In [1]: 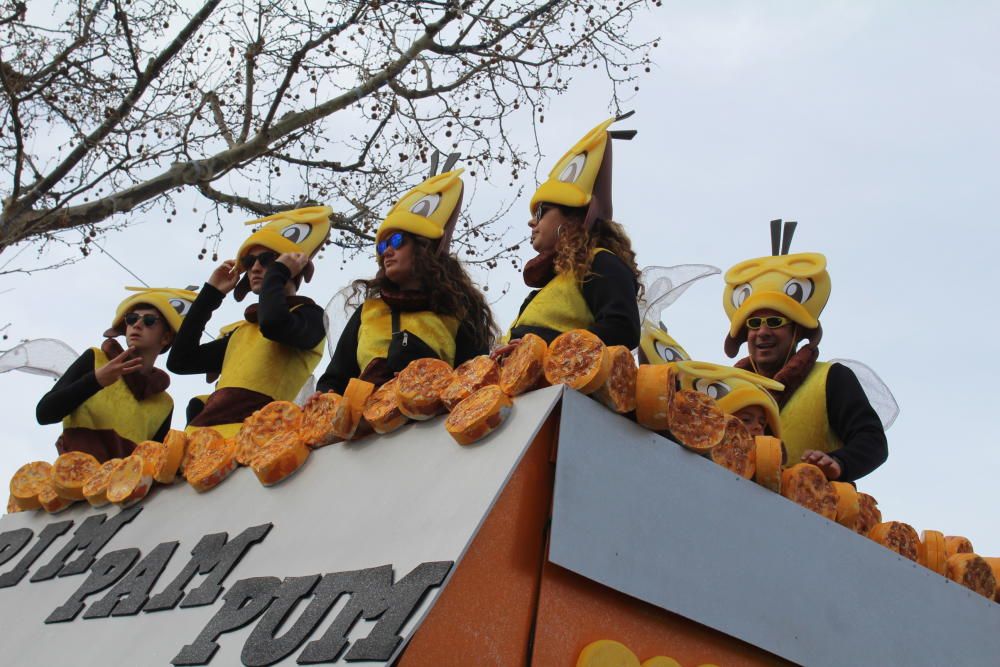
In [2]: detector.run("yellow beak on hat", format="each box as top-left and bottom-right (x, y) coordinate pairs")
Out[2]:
(673, 360), (785, 437)
(529, 117), (615, 214)
(376, 169), (465, 245)
(108, 286), (199, 336)
(235, 205), (333, 270)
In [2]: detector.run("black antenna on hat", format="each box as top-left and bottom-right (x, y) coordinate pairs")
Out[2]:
(441, 152), (461, 172)
(428, 150), (440, 177)
(609, 110), (638, 140)
(780, 220), (798, 255)
(770, 219), (782, 256)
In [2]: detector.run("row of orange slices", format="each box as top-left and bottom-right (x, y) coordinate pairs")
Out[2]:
(7, 329), (999, 603)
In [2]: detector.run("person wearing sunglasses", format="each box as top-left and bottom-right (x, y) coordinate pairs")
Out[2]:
(315, 163), (496, 395)
(167, 207), (330, 437)
(494, 116), (641, 354)
(36, 287), (197, 461)
(722, 222), (887, 483)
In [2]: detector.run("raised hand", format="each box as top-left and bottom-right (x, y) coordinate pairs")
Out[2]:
(276, 252), (309, 278)
(94, 347), (144, 387)
(208, 259), (240, 294)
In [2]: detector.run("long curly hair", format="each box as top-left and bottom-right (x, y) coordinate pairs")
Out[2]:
(553, 209), (642, 295)
(350, 235), (498, 351)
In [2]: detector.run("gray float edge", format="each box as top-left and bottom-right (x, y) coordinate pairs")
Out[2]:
(549, 389), (1000, 667)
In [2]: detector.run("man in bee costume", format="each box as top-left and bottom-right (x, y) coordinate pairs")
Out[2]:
(722, 220), (887, 482)
(36, 287), (197, 461)
(168, 206), (328, 436)
(501, 113), (641, 348)
(317, 156), (494, 393)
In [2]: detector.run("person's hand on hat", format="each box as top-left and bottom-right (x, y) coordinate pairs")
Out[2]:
(490, 338), (522, 360)
(801, 449), (842, 480)
(276, 252), (309, 278)
(208, 259), (240, 294)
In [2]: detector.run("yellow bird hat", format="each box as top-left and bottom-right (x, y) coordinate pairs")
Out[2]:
(376, 152), (465, 254)
(722, 220), (831, 358)
(638, 322), (690, 366)
(105, 286), (199, 351)
(234, 205), (332, 301)
(529, 112), (637, 229)
(673, 360), (785, 437)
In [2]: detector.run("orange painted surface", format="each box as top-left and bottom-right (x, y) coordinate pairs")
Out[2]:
(531, 560), (794, 667)
(398, 413), (558, 667)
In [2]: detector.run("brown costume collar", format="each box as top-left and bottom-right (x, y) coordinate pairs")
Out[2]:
(522, 249), (557, 288)
(100, 339), (170, 400)
(735, 343), (819, 408)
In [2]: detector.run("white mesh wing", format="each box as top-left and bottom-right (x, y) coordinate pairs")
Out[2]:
(639, 264), (721, 325)
(294, 375), (317, 407)
(829, 358), (900, 430)
(0, 338), (79, 379)
(323, 285), (356, 358)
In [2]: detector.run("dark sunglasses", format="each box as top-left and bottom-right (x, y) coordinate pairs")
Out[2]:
(240, 250), (280, 270)
(533, 203), (552, 223)
(746, 315), (791, 330)
(125, 313), (164, 327)
(376, 231), (407, 256)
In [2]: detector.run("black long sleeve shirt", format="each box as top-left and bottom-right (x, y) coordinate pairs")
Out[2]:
(36, 348), (172, 442)
(825, 362), (889, 483)
(167, 262), (325, 376)
(510, 251), (641, 347)
(316, 302), (486, 394)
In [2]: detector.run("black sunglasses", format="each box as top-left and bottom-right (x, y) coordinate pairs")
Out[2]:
(240, 250), (280, 270)
(125, 313), (164, 327)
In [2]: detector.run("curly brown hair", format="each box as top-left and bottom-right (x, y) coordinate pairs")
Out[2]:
(553, 209), (642, 295)
(350, 235), (498, 351)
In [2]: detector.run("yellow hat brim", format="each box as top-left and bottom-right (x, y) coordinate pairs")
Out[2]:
(727, 292), (819, 338)
(236, 229), (302, 269)
(717, 387), (782, 438)
(376, 212), (444, 244)
(110, 289), (197, 335)
(529, 180), (592, 214)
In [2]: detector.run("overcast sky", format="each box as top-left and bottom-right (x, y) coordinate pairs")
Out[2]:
(3, 2), (999, 554)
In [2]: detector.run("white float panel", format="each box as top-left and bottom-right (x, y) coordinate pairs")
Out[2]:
(0, 385), (563, 666)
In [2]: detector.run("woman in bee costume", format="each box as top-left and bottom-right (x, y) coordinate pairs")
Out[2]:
(722, 220), (887, 482)
(167, 206), (329, 436)
(36, 287), (197, 461)
(316, 155), (496, 393)
(499, 114), (641, 349)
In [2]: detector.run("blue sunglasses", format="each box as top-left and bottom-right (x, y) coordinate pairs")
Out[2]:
(376, 231), (407, 256)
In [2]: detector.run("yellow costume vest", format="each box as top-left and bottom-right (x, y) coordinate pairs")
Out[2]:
(63, 347), (173, 443)
(217, 318), (324, 399)
(779, 361), (843, 465)
(507, 249), (612, 340)
(357, 298), (460, 370)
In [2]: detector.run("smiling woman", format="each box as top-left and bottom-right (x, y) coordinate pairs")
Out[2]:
(314, 163), (497, 396)
(35, 287), (197, 462)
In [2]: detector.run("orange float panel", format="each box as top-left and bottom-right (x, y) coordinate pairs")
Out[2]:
(945, 535), (974, 558)
(186, 436), (238, 492)
(830, 481), (859, 530)
(855, 493), (881, 536)
(868, 521), (920, 562)
(920, 530), (947, 576)
(301, 392), (342, 448)
(398, 415), (557, 667)
(235, 401), (303, 466)
(159, 430), (187, 483)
